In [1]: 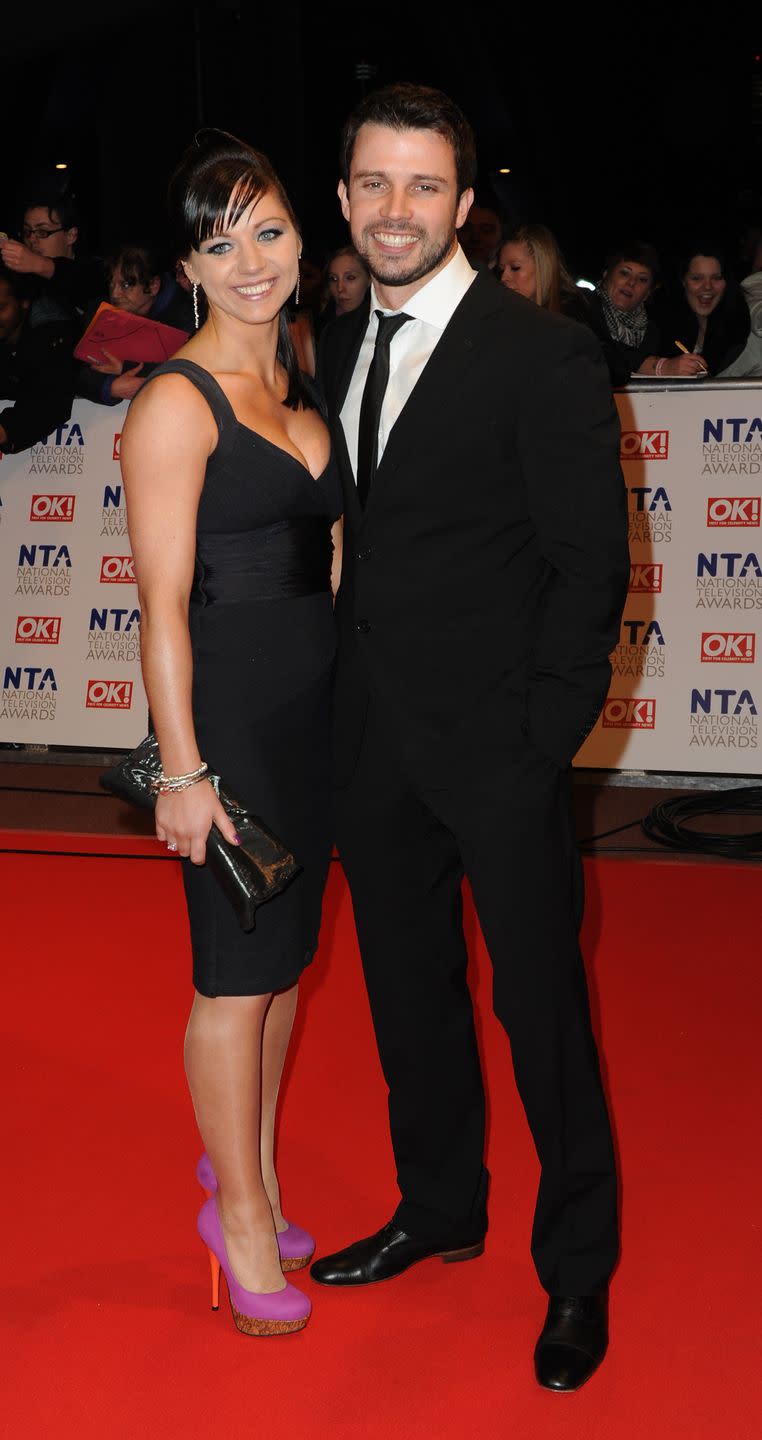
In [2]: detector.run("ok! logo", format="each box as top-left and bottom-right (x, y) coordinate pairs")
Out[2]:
(15, 616), (61, 644)
(100, 555), (135, 583)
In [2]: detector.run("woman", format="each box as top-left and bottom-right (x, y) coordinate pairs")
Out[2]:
(317, 245), (370, 334)
(496, 223), (590, 322)
(76, 241), (193, 407)
(661, 249), (750, 375)
(586, 243), (707, 385)
(120, 129), (342, 1337)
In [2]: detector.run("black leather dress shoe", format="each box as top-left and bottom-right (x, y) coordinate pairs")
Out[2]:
(310, 1220), (485, 1286)
(534, 1293), (608, 1392)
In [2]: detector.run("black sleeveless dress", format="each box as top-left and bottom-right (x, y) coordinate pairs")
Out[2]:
(142, 359), (341, 997)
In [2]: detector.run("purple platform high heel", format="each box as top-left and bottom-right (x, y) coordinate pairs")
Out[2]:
(197, 1195), (311, 1336)
(196, 1153), (316, 1272)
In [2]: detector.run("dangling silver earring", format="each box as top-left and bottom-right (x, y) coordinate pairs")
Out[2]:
(294, 270), (300, 307)
(192, 282), (200, 330)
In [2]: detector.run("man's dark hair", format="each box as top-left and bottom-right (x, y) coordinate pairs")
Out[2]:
(339, 82), (477, 197)
(21, 187), (80, 232)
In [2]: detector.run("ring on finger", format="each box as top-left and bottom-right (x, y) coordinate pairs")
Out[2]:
(167, 841), (177, 851)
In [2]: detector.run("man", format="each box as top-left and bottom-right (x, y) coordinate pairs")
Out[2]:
(0, 264), (74, 455)
(311, 83), (629, 1393)
(459, 199), (502, 268)
(75, 241), (192, 405)
(0, 189), (105, 321)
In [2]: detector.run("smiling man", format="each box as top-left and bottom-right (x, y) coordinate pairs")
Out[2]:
(312, 82), (630, 1393)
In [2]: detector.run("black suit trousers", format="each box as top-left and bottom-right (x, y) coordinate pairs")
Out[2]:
(334, 702), (619, 1296)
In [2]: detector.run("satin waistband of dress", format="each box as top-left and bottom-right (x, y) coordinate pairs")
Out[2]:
(191, 517), (333, 605)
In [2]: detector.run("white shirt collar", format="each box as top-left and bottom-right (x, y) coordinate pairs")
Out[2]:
(369, 245), (476, 331)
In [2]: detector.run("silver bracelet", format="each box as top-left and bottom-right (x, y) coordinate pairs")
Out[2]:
(152, 761), (209, 795)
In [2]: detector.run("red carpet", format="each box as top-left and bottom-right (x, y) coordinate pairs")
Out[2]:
(1, 844), (759, 1438)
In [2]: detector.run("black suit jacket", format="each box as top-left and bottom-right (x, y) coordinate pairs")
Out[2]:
(319, 270), (629, 786)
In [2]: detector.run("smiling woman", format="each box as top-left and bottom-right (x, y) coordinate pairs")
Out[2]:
(116, 127), (343, 1339)
(657, 248), (751, 375)
(586, 241), (710, 385)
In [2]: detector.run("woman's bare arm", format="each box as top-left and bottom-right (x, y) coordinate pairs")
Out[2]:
(121, 375), (239, 861)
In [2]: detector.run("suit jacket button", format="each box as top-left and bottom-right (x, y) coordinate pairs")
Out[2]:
(356, 619), (371, 634)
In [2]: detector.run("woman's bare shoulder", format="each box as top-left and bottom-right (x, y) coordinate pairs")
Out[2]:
(122, 370), (216, 454)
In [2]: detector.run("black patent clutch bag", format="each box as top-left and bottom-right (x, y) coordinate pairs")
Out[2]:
(100, 733), (301, 931)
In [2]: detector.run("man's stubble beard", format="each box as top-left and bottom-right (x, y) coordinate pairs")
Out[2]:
(354, 223), (457, 289)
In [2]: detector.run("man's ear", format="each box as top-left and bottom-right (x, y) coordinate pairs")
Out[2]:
(456, 188), (474, 230)
(338, 179), (350, 224)
(65, 226), (78, 250)
(149, 275), (161, 298)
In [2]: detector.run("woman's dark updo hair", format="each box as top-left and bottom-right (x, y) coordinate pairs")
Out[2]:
(168, 128), (311, 411)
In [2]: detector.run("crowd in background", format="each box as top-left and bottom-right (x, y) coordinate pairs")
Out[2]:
(2, 178), (762, 457)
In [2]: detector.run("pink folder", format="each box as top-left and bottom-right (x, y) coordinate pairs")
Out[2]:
(74, 302), (189, 366)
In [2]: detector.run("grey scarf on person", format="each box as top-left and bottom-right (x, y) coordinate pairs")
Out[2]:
(596, 284), (648, 348)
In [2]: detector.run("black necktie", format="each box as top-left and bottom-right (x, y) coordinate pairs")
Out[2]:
(356, 310), (411, 506)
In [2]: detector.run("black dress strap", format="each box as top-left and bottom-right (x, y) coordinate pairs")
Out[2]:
(139, 358), (239, 460)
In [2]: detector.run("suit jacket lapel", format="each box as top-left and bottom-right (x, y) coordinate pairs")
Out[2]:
(320, 298), (369, 529)
(332, 295), (370, 415)
(364, 271), (503, 513)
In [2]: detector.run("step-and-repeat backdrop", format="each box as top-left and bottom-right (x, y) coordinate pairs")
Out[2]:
(2, 385), (762, 771)
(577, 382), (762, 774)
(0, 399), (147, 747)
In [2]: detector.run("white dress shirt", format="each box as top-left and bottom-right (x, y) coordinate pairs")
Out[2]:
(340, 245), (477, 482)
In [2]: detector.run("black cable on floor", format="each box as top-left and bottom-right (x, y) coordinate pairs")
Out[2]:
(641, 787), (762, 858)
(577, 819), (643, 847)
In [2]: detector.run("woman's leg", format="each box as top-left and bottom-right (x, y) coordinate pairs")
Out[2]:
(260, 982), (299, 1231)
(184, 990), (284, 1293)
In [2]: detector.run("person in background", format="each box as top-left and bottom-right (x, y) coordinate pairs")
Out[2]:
(719, 236), (762, 377)
(0, 188), (105, 322)
(324, 245), (370, 319)
(316, 245), (370, 340)
(75, 241), (192, 405)
(496, 224), (590, 322)
(459, 201), (502, 269)
(586, 243), (706, 385)
(659, 249), (750, 375)
(0, 263), (74, 454)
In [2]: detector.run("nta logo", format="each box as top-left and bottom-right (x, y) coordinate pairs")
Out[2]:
(691, 688), (757, 715)
(602, 698), (656, 729)
(629, 563), (662, 593)
(620, 431), (669, 460)
(696, 552), (762, 578)
(15, 616), (61, 644)
(29, 494), (75, 522)
(18, 543), (71, 568)
(100, 555), (135, 583)
(706, 497), (760, 528)
(3, 665), (57, 691)
(86, 679), (133, 709)
(703, 418), (762, 444)
(700, 632), (756, 663)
